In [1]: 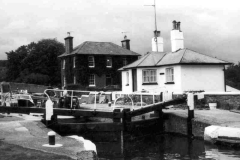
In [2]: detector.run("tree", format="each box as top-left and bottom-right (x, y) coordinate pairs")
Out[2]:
(225, 63), (240, 90)
(6, 39), (65, 86)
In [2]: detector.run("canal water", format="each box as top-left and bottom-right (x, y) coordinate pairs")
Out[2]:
(93, 133), (240, 160)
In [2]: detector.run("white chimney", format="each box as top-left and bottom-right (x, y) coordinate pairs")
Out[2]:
(152, 30), (163, 52)
(171, 21), (184, 52)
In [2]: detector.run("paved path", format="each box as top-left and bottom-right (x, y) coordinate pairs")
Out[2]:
(164, 109), (240, 127)
(0, 113), (86, 159)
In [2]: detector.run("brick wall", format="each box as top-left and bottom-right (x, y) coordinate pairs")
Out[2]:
(173, 93), (240, 110)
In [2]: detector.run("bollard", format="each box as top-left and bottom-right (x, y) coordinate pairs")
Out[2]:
(48, 131), (56, 145)
(108, 102), (111, 107)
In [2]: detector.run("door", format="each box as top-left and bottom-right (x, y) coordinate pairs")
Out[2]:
(132, 69), (137, 92)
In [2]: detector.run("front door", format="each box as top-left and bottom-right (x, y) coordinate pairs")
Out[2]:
(132, 69), (137, 92)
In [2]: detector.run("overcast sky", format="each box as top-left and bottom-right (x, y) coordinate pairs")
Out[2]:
(0, 0), (240, 63)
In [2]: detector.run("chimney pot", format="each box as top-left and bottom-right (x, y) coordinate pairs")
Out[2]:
(154, 30), (160, 37)
(172, 20), (177, 30)
(177, 22), (181, 31)
(121, 36), (130, 50)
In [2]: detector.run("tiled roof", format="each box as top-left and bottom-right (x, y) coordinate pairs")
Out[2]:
(119, 48), (231, 70)
(58, 41), (140, 57)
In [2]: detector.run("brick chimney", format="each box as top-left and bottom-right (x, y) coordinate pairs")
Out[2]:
(152, 30), (163, 52)
(121, 35), (130, 50)
(64, 32), (73, 54)
(171, 20), (184, 52)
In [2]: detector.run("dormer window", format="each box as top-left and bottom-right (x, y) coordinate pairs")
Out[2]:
(88, 56), (95, 68)
(106, 57), (112, 68)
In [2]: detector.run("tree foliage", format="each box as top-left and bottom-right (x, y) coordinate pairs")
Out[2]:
(6, 39), (65, 86)
(225, 63), (240, 90)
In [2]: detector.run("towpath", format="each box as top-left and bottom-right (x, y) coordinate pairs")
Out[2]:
(164, 108), (240, 128)
(0, 113), (87, 159)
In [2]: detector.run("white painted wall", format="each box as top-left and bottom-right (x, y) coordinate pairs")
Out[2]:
(181, 65), (225, 92)
(122, 70), (133, 93)
(135, 65), (182, 93)
(171, 30), (184, 52)
(121, 65), (225, 93)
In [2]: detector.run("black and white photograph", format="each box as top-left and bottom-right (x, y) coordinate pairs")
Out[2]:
(1, 0), (240, 159)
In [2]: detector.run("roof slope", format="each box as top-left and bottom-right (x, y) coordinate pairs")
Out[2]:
(120, 48), (231, 70)
(59, 41), (140, 57)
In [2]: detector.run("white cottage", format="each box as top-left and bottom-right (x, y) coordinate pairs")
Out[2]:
(119, 21), (231, 93)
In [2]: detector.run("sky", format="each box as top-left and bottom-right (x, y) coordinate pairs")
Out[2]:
(0, 0), (240, 63)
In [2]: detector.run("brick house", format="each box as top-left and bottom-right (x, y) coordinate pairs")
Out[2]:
(58, 35), (140, 90)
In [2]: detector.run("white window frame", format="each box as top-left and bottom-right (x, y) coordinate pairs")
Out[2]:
(106, 57), (112, 68)
(73, 75), (76, 84)
(142, 69), (157, 83)
(88, 56), (95, 68)
(73, 56), (76, 68)
(126, 71), (129, 85)
(166, 68), (174, 83)
(62, 59), (65, 69)
(123, 58), (127, 66)
(89, 74), (95, 86)
(63, 76), (66, 86)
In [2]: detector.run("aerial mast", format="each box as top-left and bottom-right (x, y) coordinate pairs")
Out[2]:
(145, 0), (158, 52)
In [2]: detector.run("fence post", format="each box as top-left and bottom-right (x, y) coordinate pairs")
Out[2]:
(94, 92), (97, 110)
(156, 107), (164, 132)
(113, 109), (121, 123)
(140, 94), (143, 107)
(122, 108), (131, 131)
(187, 93), (194, 137)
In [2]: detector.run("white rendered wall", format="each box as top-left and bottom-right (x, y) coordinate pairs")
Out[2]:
(121, 70), (133, 93)
(152, 37), (163, 52)
(135, 65), (182, 93)
(181, 65), (225, 92)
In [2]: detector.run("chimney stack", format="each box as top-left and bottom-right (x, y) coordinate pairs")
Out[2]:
(152, 30), (164, 52)
(64, 32), (73, 54)
(171, 20), (184, 52)
(121, 35), (130, 50)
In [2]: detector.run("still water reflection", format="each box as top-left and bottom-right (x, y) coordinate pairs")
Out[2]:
(95, 134), (240, 160)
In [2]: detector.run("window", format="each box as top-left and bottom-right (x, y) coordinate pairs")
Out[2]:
(166, 68), (174, 82)
(62, 59), (65, 69)
(63, 76), (66, 86)
(73, 75), (76, 84)
(142, 70), (157, 83)
(126, 71), (129, 85)
(106, 57), (112, 68)
(106, 74), (112, 86)
(123, 58), (127, 66)
(73, 57), (76, 68)
(89, 74), (95, 86)
(88, 56), (95, 67)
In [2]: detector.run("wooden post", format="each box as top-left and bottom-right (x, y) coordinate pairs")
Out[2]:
(156, 108), (164, 132)
(122, 108), (131, 131)
(113, 109), (121, 123)
(187, 93), (194, 137)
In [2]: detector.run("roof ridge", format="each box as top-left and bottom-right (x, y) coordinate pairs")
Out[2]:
(76, 41), (88, 53)
(185, 48), (231, 63)
(155, 53), (167, 65)
(179, 48), (187, 63)
(137, 53), (152, 67)
(108, 42), (141, 55)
